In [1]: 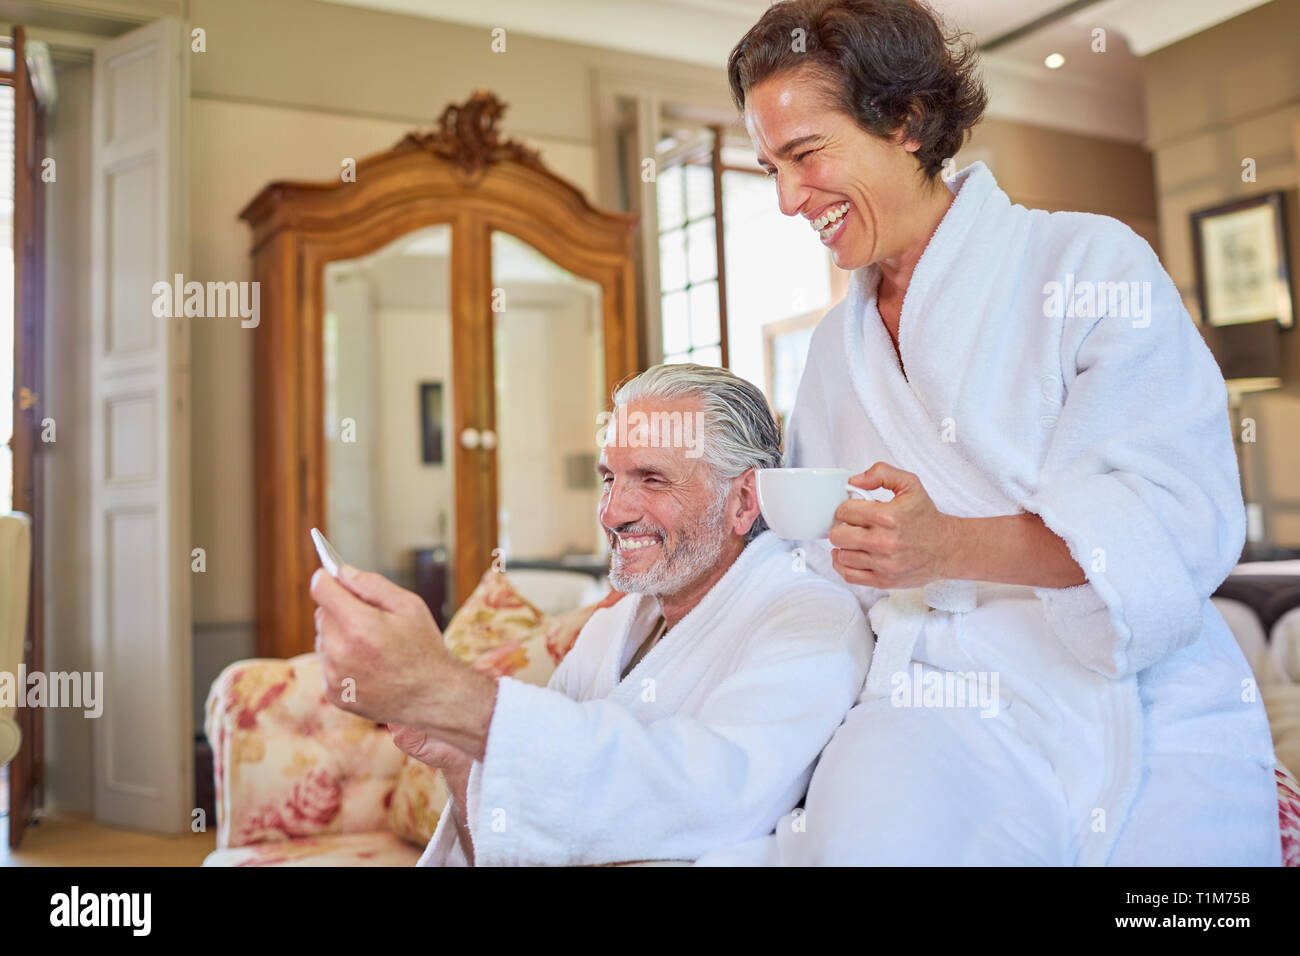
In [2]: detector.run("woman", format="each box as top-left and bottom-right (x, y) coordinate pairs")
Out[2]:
(706, 0), (1280, 865)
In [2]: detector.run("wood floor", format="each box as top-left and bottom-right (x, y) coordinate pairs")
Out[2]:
(1, 811), (216, 867)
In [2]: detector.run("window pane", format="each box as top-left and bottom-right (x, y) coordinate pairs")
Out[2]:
(772, 327), (815, 414)
(492, 231), (607, 572)
(662, 290), (690, 354)
(684, 164), (714, 220)
(691, 345), (722, 368)
(658, 231), (687, 293)
(657, 164), (684, 231)
(686, 217), (717, 285)
(720, 143), (762, 171)
(721, 169), (832, 395)
(663, 351), (691, 365)
(689, 281), (720, 347)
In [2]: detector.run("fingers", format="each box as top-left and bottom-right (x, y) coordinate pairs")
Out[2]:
(313, 597), (367, 711)
(832, 546), (879, 573)
(834, 545), (920, 589)
(832, 515), (894, 554)
(388, 723), (422, 753)
(310, 567), (371, 632)
(335, 565), (408, 613)
(832, 548), (880, 588)
(314, 602), (347, 667)
(834, 497), (894, 529)
(851, 461), (913, 496)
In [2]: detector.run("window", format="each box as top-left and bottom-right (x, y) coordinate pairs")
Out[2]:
(652, 123), (838, 421)
(656, 153), (723, 368)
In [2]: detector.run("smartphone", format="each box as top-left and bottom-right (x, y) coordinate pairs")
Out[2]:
(310, 527), (344, 577)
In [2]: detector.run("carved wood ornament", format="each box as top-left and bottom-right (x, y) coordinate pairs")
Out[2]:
(399, 89), (545, 178)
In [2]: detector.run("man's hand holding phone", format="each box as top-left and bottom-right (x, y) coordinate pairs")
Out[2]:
(308, 529), (499, 761)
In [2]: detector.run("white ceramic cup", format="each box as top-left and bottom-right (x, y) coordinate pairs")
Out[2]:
(755, 467), (880, 540)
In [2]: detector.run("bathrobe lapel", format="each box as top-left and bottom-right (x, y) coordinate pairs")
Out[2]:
(842, 163), (1015, 522)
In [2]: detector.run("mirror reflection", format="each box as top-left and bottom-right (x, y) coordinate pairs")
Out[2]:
(323, 224), (455, 623)
(491, 230), (610, 585)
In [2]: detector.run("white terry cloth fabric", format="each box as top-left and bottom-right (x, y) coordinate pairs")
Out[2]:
(704, 161), (1280, 866)
(416, 530), (873, 866)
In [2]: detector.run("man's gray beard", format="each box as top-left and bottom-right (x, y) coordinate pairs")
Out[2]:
(607, 484), (730, 597)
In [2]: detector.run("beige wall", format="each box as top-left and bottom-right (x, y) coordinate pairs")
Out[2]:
(1143, 0), (1300, 548)
(960, 117), (1159, 248)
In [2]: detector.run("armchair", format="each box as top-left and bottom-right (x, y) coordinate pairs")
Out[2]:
(0, 512), (32, 766)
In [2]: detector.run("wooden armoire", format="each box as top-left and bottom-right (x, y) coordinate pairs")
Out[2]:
(239, 91), (640, 659)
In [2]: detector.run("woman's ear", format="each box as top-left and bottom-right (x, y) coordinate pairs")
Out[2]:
(894, 101), (924, 153)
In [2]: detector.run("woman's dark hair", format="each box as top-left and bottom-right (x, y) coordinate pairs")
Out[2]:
(727, 0), (986, 180)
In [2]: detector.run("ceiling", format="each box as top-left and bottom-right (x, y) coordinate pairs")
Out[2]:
(315, 0), (1276, 143)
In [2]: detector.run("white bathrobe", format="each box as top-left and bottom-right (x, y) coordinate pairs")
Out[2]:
(700, 161), (1280, 866)
(417, 530), (873, 866)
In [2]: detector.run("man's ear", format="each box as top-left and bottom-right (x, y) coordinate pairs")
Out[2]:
(733, 468), (763, 536)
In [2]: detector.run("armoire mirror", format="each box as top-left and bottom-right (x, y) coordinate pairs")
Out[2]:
(240, 91), (639, 658)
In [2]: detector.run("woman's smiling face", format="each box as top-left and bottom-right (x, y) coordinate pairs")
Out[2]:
(744, 65), (932, 272)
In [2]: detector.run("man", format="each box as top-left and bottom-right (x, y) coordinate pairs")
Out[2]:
(310, 363), (873, 866)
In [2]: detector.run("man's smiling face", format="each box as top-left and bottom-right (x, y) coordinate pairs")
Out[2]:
(744, 64), (929, 271)
(597, 396), (733, 596)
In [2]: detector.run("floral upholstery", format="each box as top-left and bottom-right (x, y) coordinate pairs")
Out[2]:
(544, 601), (603, 666)
(204, 831), (422, 867)
(442, 569), (548, 661)
(388, 752), (450, 848)
(1279, 764), (1300, 868)
(203, 653), (403, 856)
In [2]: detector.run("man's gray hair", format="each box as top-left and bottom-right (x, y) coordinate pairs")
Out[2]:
(612, 363), (782, 541)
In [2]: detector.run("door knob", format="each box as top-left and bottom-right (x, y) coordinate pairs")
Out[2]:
(460, 428), (480, 449)
(480, 430), (497, 450)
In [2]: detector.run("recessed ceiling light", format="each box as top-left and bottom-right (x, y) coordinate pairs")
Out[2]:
(1044, 53), (1066, 69)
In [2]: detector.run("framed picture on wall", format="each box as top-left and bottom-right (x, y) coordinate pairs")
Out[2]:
(1190, 191), (1293, 328)
(420, 382), (444, 465)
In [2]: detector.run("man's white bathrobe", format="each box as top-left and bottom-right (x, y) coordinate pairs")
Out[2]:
(417, 530), (872, 866)
(701, 161), (1280, 866)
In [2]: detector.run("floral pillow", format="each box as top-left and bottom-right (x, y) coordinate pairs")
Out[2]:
(544, 601), (604, 666)
(388, 749), (451, 847)
(441, 568), (548, 661)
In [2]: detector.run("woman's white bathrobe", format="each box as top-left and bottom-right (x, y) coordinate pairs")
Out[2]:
(417, 530), (872, 866)
(703, 162), (1280, 866)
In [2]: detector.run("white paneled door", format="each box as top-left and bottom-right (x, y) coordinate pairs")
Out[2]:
(89, 16), (191, 833)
